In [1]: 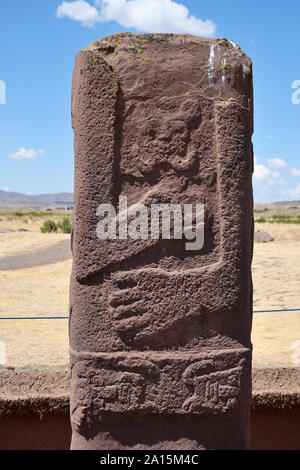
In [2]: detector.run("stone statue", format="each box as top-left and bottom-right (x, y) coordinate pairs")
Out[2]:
(70, 33), (253, 450)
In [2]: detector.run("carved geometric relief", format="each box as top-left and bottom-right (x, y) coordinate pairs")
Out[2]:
(70, 348), (251, 429)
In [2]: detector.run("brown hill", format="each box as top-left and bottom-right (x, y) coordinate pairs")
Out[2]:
(0, 190), (73, 208)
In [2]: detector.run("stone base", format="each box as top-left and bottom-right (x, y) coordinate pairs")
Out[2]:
(70, 348), (251, 449)
(70, 411), (250, 450)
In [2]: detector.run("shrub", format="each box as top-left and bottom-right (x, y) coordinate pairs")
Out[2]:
(255, 217), (267, 223)
(40, 220), (57, 233)
(57, 218), (72, 234)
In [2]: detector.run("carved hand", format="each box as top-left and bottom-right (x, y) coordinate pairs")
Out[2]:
(109, 268), (203, 342)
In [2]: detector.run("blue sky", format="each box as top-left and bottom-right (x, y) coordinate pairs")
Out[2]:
(0, 0), (299, 202)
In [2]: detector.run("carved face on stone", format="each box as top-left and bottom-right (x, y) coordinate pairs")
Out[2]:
(120, 96), (203, 176)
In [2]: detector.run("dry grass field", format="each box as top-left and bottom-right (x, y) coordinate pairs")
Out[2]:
(0, 213), (300, 369)
(252, 222), (300, 367)
(0, 231), (70, 257)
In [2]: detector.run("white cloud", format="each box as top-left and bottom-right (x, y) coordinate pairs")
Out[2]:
(290, 183), (300, 199)
(253, 163), (271, 182)
(254, 156), (297, 202)
(9, 148), (44, 160)
(271, 170), (280, 180)
(267, 158), (288, 170)
(56, 1), (100, 27)
(56, 0), (217, 36)
(266, 134), (272, 140)
(291, 167), (300, 177)
(2, 186), (10, 192)
(253, 157), (284, 185)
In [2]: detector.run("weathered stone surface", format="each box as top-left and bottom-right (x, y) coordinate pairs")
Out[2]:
(70, 33), (254, 450)
(254, 230), (274, 243)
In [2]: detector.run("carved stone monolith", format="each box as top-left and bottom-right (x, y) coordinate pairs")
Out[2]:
(70, 33), (254, 450)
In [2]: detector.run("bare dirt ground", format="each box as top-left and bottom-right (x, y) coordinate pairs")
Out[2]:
(0, 219), (299, 369)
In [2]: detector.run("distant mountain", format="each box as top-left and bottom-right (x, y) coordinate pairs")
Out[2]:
(255, 200), (300, 209)
(0, 190), (74, 208)
(270, 200), (300, 206)
(1, 190), (298, 210)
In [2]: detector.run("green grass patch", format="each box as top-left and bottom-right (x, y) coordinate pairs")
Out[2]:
(0, 211), (72, 218)
(56, 218), (72, 234)
(255, 214), (300, 224)
(255, 217), (267, 223)
(40, 218), (72, 234)
(40, 220), (58, 233)
(270, 214), (300, 224)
